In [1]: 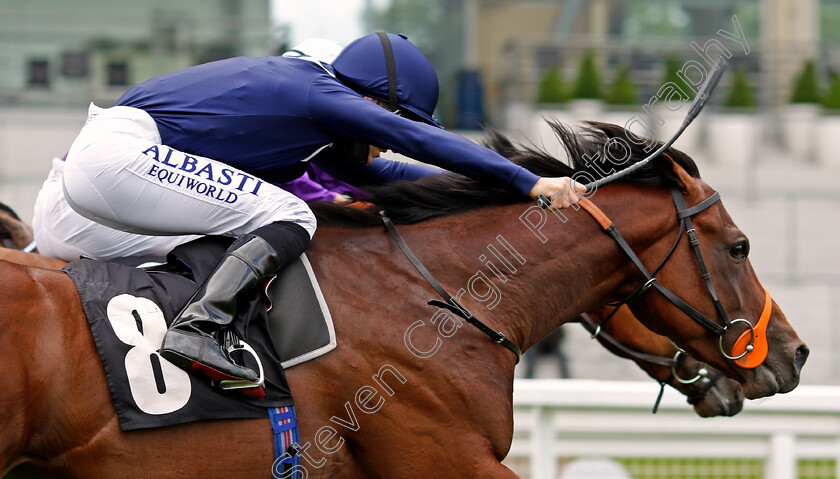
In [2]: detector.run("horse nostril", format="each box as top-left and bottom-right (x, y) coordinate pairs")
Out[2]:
(793, 344), (809, 374)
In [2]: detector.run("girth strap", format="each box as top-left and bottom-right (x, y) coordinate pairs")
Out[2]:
(380, 212), (522, 363)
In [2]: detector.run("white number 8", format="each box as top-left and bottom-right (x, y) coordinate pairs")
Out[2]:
(106, 294), (192, 415)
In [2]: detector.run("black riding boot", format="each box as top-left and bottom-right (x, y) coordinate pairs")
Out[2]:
(160, 222), (310, 388)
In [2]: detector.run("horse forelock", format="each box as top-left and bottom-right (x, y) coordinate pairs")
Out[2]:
(311, 120), (701, 227)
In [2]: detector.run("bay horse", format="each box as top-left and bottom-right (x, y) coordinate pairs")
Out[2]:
(1, 123), (806, 478)
(0, 199), (741, 420)
(0, 245), (743, 420)
(518, 303), (742, 417)
(579, 305), (744, 417)
(0, 198), (740, 421)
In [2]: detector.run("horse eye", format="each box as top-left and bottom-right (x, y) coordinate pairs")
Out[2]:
(729, 241), (749, 259)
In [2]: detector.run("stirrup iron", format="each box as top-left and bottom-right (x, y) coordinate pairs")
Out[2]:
(215, 341), (265, 391)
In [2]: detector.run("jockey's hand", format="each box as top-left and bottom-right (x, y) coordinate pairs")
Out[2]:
(528, 177), (587, 209)
(332, 193), (352, 205)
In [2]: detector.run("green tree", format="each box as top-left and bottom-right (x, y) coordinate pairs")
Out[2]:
(791, 59), (820, 103)
(724, 68), (756, 108)
(605, 66), (639, 105)
(822, 74), (840, 110)
(536, 67), (567, 104)
(661, 54), (695, 101)
(571, 51), (602, 100)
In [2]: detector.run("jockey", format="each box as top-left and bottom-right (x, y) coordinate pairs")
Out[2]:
(36, 32), (585, 390)
(280, 38), (437, 205)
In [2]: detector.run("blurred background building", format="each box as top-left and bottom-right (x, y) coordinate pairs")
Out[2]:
(0, 0), (275, 226)
(1, 1), (839, 477)
(0, 0), (273, 107)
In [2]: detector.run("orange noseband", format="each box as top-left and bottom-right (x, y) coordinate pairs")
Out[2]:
(732, 287), (772, 369)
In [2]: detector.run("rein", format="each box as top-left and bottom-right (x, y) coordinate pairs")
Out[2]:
(378, 168), (773, 370)
(550, 187), (773, 369)
(380, 212), (523, 363)
(579, 311), (714, 413)
(577, 312), (674, 368)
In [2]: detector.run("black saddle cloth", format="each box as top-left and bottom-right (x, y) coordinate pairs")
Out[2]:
(63, 235), (292, 431)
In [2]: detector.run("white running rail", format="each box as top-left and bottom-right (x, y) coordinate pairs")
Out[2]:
(509, 379), (840, 479)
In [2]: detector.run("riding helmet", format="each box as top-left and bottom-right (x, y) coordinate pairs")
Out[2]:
(332, 32), (441, 128)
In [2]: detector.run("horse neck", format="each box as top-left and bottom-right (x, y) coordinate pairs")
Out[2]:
(527, 184), (681, 349)
(399, 184), (678, 353)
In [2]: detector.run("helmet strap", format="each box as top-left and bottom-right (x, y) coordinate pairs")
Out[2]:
(376, 32), (400, 113)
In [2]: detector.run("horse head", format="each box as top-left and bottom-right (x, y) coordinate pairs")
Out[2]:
(496, 120), (807, 400)
(620, 148), (807, 399)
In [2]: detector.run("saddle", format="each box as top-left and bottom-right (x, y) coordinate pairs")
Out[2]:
(63, 235), (336, 431)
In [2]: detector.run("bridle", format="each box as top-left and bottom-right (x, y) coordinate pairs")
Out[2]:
(578, 311), (720, 412)
(381, 166), (773, 371)
(541, 174), (774, 371)
(578, 311), (676, 370)
(550, 58), (773, 366)
(578, 311), (701, 381)
(378, 54), (770, 371)
(546, 59), (773, 372)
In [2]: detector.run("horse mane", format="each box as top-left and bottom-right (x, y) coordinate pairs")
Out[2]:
(0, 202), (21, 221)
(311, 121), (700, 227)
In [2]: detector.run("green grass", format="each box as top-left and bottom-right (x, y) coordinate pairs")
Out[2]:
(617, 458), (763, 479)
(800, 459), (837, 479)
(553, 457), (838, 479)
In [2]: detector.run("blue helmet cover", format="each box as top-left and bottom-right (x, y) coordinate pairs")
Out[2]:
(332, 32), (441, 127)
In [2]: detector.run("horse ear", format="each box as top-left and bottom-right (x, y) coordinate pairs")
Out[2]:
(663, 154), (702, 196)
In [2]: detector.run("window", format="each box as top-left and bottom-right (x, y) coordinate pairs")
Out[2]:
(61, 51), (89, 78)
(28, 59), (49, 87)
(107, 61), (129, 86)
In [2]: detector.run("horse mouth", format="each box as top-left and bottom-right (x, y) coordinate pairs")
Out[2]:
(738, 341), (807, 399)
(715, 386), (743, 417)
(741, 360), (800, 399)
(693, 379), (744, 417)
(741, 366), (780, 399)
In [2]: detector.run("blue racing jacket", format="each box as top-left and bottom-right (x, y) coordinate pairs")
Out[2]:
(115, 56), (539, 196)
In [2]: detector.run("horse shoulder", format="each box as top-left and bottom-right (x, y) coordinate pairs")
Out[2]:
(0, 260), (74, 307)
(296, 225), (521, 475)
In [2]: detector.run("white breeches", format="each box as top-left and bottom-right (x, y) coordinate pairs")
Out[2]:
(33, 104), (316, 261)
